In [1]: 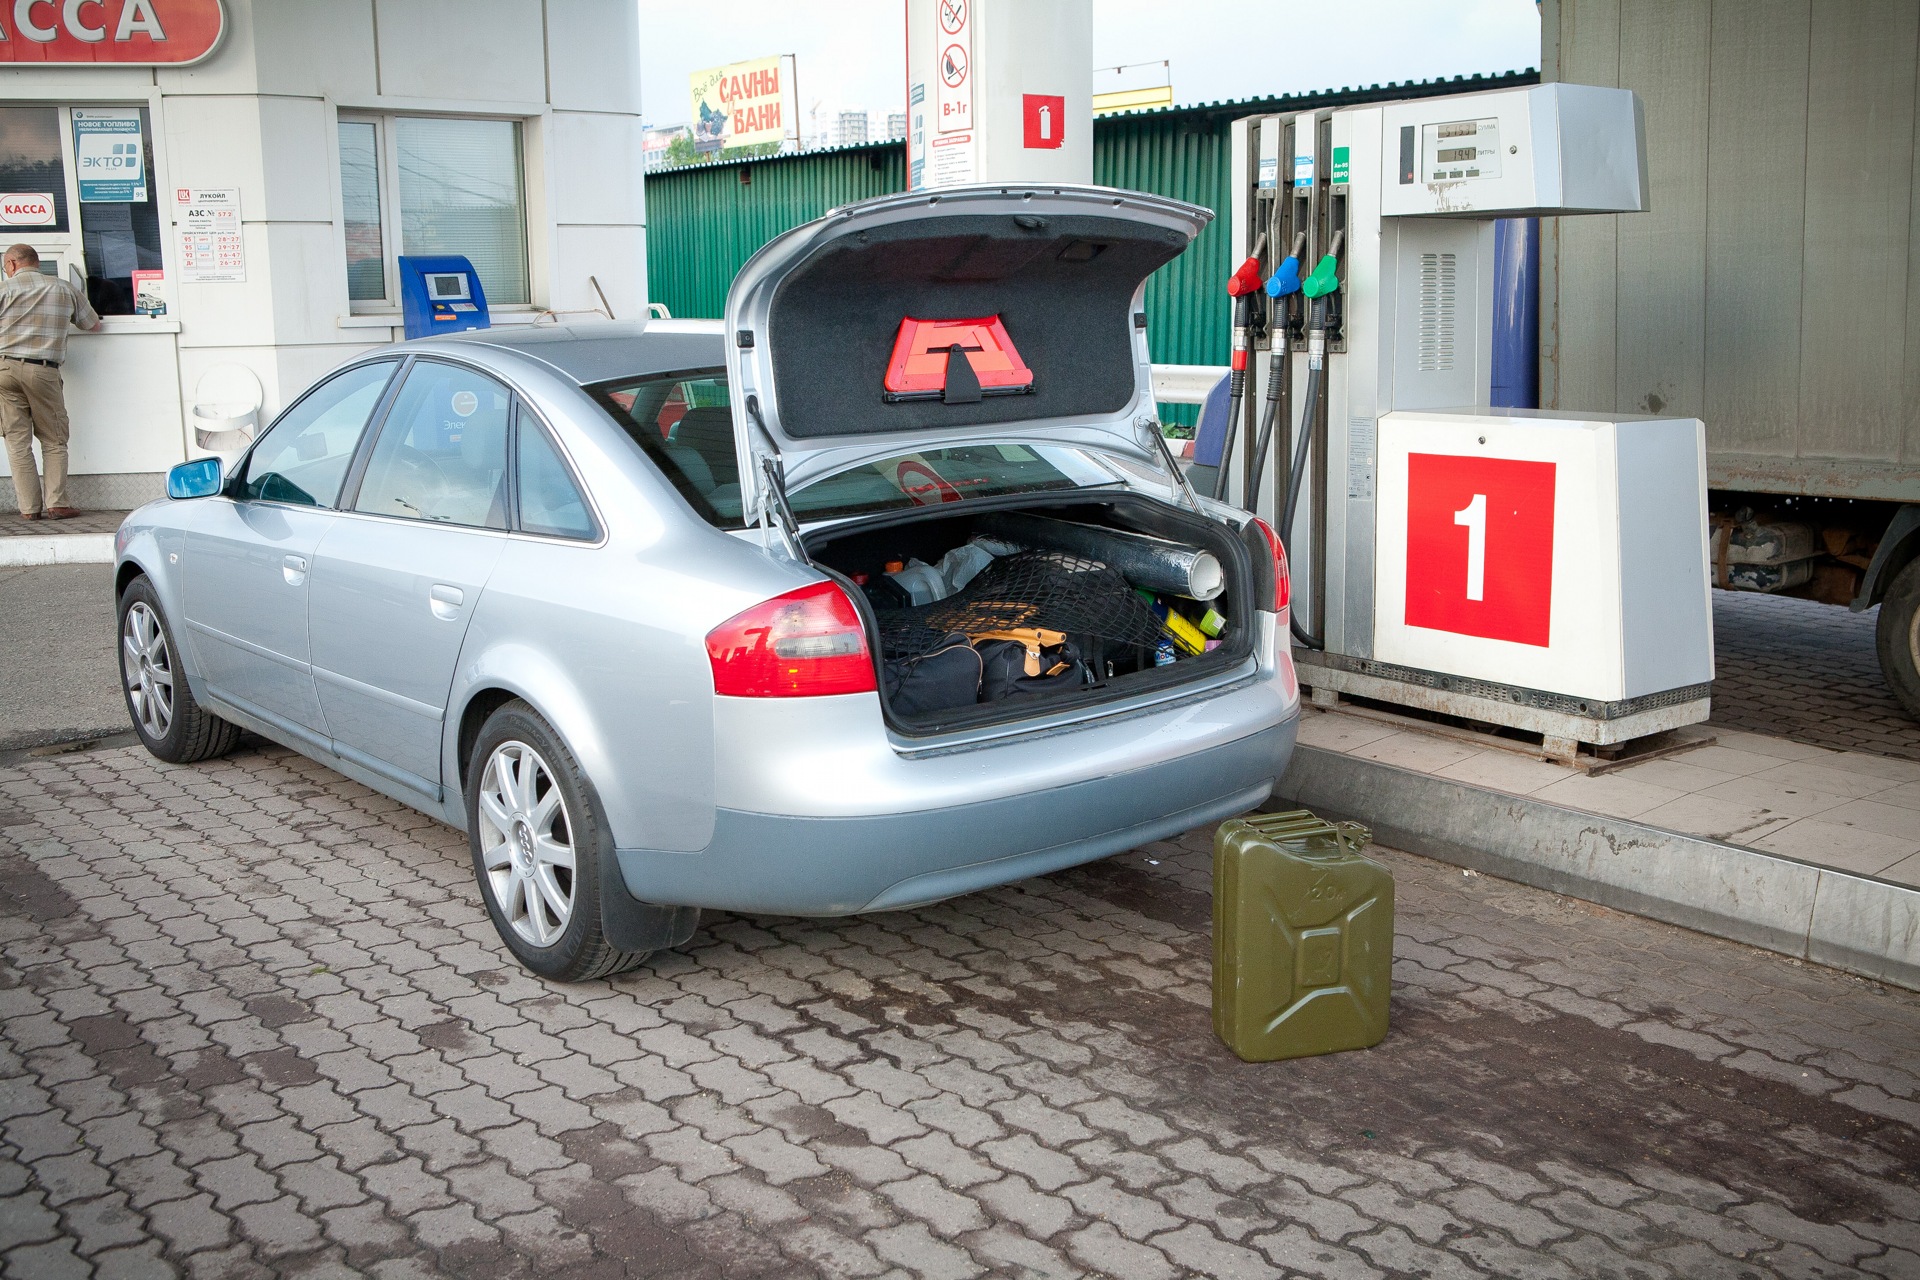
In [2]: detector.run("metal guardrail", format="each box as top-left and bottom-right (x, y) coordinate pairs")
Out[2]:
(1151, 363), (1227, 407)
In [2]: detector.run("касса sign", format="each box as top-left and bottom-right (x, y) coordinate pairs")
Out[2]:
(0, 194), (58, 226)
(0, 0), (225, 66)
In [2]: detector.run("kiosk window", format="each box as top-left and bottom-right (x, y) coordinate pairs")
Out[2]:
(0, 103), (162, 315)
(0, 106), (70, 233)
(338, 114), (532, 311)
(354, 362), (512, 529)
(240, 361), (400, 508)
(339, 121), (385, 303)
(398, 118), (529, 306)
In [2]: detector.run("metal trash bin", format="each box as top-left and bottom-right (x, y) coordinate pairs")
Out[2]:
(1212, 810), (1394, 1062)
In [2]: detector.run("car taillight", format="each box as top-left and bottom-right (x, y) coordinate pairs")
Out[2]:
(706, 581), (878, 697)
(1250, 517), (1291, 613)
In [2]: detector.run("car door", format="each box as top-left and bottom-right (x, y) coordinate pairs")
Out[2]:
(307, 359), (512, 796)
(182, 359), (402, 740)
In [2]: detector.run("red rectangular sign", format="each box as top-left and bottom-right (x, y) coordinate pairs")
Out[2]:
(0, 1), (225, 66)
(1023, 94), (1065, 150)
(1404, 453), (1557, 647)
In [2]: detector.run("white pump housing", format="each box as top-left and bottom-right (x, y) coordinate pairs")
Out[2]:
(1230, 83), (1711, 748)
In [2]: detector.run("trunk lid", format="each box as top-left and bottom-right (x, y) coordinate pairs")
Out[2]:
(722, 185), (1212, 525)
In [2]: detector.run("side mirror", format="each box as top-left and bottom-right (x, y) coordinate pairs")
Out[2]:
(167, 457), (223, 500)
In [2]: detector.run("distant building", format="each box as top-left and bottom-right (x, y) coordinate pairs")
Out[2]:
(885, 112), (908, 140)
(643, 125), (689, 169)
(834, 111), (870, 147)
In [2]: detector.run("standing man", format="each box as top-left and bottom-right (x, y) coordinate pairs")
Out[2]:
(0, 244), (100, 521)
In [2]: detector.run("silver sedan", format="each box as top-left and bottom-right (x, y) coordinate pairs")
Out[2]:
(114, 186), (1300, 980)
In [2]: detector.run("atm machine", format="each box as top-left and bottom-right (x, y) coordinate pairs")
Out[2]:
(398, 254), (491, 340)
(1225, 85), (1713, 761)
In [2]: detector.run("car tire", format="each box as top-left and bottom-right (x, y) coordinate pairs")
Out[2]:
(118, 575), (241, 764)
(1876, 557), (1920, 721)
(465, 699), (649, 981)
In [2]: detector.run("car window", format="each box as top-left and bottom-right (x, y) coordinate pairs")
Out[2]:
(789, 444), (1111, 520)
(588, 372), (741, 527)
(353, 362), (510, 529)
(239, 361), (398, 508)
(516, 418), (595, 539)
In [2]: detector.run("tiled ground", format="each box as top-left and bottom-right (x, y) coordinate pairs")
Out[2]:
(1711, 589), (1920, 763)
(1299, 709), (1920, 886)
(0, 511), (128, 539)
(3, 740), (1918, 1279)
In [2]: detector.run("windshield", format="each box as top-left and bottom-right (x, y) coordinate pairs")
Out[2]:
(589, 370), (1132, 527)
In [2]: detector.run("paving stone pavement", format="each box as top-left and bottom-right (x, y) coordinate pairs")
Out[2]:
(2, 741), (1917, 1280)
(1710, 590), (1920, 763)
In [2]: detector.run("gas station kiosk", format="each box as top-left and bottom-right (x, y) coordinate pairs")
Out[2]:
(1219, 84), (1712, 760)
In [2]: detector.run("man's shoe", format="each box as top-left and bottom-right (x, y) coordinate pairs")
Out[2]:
(18, 511), (40, 521)
(43, 507), (81, 520)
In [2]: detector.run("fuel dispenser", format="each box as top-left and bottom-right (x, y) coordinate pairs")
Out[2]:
(1226, 84), (1713, 758)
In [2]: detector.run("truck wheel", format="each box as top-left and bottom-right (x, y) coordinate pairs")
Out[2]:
(465, 699), (649, 981)
(1876, 558), (1920, 721)
(118, 576), (241, 764)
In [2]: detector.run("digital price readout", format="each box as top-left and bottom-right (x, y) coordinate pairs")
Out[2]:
(1421, 117), (1503, 182)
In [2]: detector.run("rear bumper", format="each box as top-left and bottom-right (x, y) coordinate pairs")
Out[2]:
(614, 713), (1296, 915)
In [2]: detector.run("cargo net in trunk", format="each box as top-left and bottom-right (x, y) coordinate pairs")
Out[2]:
(874, 550), (1165, 658)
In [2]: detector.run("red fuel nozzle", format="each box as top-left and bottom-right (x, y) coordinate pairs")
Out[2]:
(1227, 256), (1264, 297)
(1226, 232), (1268, 297)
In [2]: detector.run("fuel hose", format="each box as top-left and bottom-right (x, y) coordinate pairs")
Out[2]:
(1212, 233), (1268, 501)
(1281, 233), (1343, 650)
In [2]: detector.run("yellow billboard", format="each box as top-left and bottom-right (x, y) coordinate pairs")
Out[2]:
(690, 55), (796, 153)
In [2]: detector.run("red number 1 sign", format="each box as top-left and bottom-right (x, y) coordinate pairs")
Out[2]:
(1404, 454), (1557, 647)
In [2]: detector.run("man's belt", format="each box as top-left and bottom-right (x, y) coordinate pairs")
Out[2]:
(2, 356), (58, 368)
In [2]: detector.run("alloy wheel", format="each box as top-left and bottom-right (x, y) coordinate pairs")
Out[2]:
(122, 602), (175, 740)
(477, 740), (577, 946)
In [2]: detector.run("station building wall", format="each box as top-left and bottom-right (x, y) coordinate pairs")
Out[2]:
(1, 0), (645, 507)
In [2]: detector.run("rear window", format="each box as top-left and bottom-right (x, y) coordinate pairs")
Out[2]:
(589, 371), (742, 525)
(589, 370), (1123, 527)
(788, 444), (1107, 521)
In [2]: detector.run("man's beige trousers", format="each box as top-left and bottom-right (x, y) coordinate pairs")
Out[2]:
(0, 358), (71, 515)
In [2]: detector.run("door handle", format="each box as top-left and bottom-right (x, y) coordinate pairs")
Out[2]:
(282, 555), (307, 586)
(430, 584), (464, 621)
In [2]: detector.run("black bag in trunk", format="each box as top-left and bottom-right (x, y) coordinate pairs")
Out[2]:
(978, 633), (1090, 701)
(882, 632), (982, 715)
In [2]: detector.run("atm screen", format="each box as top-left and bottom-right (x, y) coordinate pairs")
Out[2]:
(426, 273), (470, 301)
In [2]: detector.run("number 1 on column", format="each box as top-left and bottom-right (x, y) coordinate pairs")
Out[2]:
(1454, 493), (1486, 602)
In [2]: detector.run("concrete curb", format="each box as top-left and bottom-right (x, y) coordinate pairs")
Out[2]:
(1275, 744), (1920, 992)
(0, 534), (115, 567)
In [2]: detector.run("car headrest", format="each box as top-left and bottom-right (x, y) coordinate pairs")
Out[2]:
(670, 405), (733, 448)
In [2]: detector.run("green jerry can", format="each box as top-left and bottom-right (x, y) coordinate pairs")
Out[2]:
(1212, 810), (1394, 1062)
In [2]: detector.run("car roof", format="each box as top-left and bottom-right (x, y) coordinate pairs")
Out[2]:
(422, 319), (726, 386)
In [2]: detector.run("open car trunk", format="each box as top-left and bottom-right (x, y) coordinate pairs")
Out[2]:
(804, 492), (1256, 734)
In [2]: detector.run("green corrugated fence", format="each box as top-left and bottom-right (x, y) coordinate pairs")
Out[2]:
(644, 70), (1537, 402)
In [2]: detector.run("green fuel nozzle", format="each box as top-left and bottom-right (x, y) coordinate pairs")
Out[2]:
(1301, 230), (1346, 299)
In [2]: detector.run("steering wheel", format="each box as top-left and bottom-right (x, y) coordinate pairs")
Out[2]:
(385, 445), (449, 515)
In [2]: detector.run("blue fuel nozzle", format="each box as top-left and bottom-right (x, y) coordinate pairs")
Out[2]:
(1264, 255), (1302, 298)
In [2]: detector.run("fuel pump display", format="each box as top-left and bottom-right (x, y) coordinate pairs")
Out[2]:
(1226, 84), (1707, 758)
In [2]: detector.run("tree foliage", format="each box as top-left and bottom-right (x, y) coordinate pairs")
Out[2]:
(655, 135), (783, 170)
